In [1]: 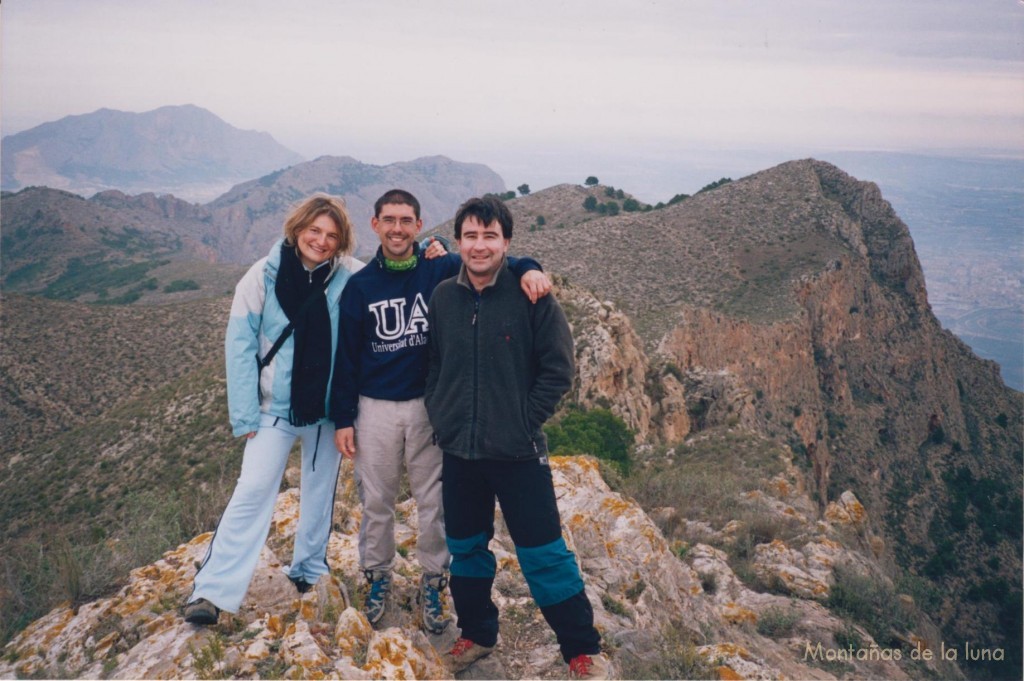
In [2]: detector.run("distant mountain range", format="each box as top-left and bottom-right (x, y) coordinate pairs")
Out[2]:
(0, 154), (504, 300)
(205, 154), (504, 263)
(2, 105), (1020, 389)
(1, 105), (305, 201)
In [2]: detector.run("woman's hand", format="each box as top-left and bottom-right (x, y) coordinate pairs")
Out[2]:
(335, 427), (356, 459)
(243, 432), (257, 439)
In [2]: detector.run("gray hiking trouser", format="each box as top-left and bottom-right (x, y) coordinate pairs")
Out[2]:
(354, 395), (449, 575)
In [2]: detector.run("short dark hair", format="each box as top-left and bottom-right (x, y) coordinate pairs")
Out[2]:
(454, 195), (513, 239)
(374, 189), (420, 219)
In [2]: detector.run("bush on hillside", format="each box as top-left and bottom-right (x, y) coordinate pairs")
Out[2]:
(164, 279), (201, 293)
(544, 406), (634, 474)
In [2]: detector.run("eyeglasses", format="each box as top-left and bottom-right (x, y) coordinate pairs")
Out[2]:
(378, 216), (417, 228)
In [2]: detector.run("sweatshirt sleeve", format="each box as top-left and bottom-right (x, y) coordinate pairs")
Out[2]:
(507, 255), (542, 275)
(438, 252), (463, 278)
(526, 295), (575, 432)
(330, 281), (364, 428)
(225, 260), (266, 437)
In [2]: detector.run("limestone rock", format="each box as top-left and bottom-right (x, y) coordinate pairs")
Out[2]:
(0, 455), (958, 681)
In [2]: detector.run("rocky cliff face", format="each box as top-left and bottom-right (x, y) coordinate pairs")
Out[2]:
(654, 163), (1022, 672)
(1, 457), (956, 680)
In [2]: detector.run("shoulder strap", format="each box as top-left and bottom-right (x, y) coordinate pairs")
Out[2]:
(257, 286), (326, 370)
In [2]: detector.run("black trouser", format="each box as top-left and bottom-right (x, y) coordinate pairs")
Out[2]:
(442, 452), (601, 662)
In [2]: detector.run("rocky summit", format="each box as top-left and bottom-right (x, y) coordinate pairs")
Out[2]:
(0, 456), (957, 680)
(2, 158), (1019, 679)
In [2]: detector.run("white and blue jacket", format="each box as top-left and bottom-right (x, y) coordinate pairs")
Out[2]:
(225, 239), (364, 437)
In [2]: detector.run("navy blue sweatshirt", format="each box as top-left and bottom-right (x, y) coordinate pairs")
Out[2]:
(329, 243), (541, 428)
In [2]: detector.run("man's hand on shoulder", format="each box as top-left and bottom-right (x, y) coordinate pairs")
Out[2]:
(520, 270), (552, 304)
(422, 236), (448, 260)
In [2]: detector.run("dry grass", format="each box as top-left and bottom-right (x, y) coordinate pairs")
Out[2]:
(624, 429), (789, 528)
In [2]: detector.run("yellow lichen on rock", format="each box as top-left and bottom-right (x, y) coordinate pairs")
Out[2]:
(334, 607), (373, 658)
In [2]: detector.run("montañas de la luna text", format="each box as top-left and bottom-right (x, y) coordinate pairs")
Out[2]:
(805, 641), (1005, 663)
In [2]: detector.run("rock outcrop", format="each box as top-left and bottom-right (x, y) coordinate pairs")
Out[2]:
(2, 456), (958, 680)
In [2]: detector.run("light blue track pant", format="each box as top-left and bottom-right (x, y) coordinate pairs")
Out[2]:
(189, 413), (341, 613)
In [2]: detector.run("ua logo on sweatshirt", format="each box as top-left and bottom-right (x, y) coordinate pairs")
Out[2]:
(368, 293), (430, 342)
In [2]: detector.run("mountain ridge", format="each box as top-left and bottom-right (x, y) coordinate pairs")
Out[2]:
(1, 105), (305, 201)
(1, 159), (1019, 679)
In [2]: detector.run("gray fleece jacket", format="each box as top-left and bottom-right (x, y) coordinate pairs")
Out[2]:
(425, 260), (574, 460)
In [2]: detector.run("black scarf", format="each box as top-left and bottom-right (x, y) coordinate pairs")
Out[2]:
(275, 243), (333, 427)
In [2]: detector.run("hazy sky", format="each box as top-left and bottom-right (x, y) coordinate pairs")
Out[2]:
(2, 0), (1022, 199)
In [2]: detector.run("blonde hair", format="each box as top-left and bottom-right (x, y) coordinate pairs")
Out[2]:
(283, 194), (355, 257)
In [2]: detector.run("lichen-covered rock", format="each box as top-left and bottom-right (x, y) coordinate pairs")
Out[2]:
(0, 456), (956, 681)
(362, 628), (445, 680)
(825, 489), (868, 525)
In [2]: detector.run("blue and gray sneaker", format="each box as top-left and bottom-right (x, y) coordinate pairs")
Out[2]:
(419, 573), (451, 634)
(363, 569), (391, 625)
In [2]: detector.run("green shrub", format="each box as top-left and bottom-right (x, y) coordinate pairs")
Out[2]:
(757, 605), (800, 637)
(826, 565), (912, 648)
(544, 407), (634, 474)
(618, 623), (712, 680)
(697, 177), (732, 193)
(833, 622), (863, 649)
(164, 279), (201, 293)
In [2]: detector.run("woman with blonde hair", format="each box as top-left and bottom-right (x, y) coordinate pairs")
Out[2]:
(185, 194), (362, 624)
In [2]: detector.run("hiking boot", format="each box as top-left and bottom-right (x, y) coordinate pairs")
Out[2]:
(288, 575), (315, 594)
(568, 652), (614, 680)
(445, 637), (494, 673)
(363, 569), (391, 624)
(418, 573), (451, 634)
(183, 598), (220, 626)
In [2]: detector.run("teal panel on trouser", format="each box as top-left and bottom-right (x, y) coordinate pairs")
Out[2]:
(447, 532), (496, 578)
(515, 537), (585, 607)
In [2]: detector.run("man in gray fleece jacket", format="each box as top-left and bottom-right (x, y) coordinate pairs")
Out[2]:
(425, 196), (611, 680)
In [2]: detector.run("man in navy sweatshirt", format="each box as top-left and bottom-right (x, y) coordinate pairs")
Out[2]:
(330, 189), (550, 633)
